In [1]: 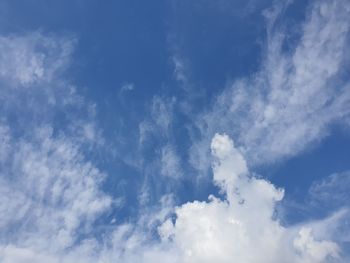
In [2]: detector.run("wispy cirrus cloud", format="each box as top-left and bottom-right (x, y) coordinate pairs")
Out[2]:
(0, 32), (112, 262)
(137, 96), (184, 204)
(309, 171), (350, 211)
(0, 32), (73, 86)
(190, 0), (350, 174)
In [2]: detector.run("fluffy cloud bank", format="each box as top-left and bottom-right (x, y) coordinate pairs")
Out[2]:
(156, 134), (341, 263)
(0, 127), (345, 263)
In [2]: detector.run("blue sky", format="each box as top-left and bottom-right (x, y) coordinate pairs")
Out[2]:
(0, 0), (350, 262)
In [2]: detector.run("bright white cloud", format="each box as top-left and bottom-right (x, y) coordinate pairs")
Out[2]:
(157, 134), (340, 263)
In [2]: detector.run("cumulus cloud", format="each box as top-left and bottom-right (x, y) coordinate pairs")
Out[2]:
(190, 0), (350, 173)
(157, 134), (341, 263)
(0, 128), (346, 263)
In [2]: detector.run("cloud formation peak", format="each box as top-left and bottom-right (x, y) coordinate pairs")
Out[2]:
(158, 134), (339, 263)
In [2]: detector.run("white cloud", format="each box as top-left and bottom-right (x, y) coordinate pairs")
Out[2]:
(0, 33), (112, 262)
(0, 32), (73, 86)
(157, 134), (341, 263)
(1, 128), (346, 262)
(0, 32), (104, 147)
(190, 0), (350, 173)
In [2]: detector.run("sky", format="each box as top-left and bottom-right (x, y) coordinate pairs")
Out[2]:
(0, 0), (350, 262)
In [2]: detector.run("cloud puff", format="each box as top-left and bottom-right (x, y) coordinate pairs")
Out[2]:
(190, 0), (350, 173)
(157, 134), (340, 263)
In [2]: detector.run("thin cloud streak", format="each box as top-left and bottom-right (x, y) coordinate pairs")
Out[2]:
(190, 0), (350, 174)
